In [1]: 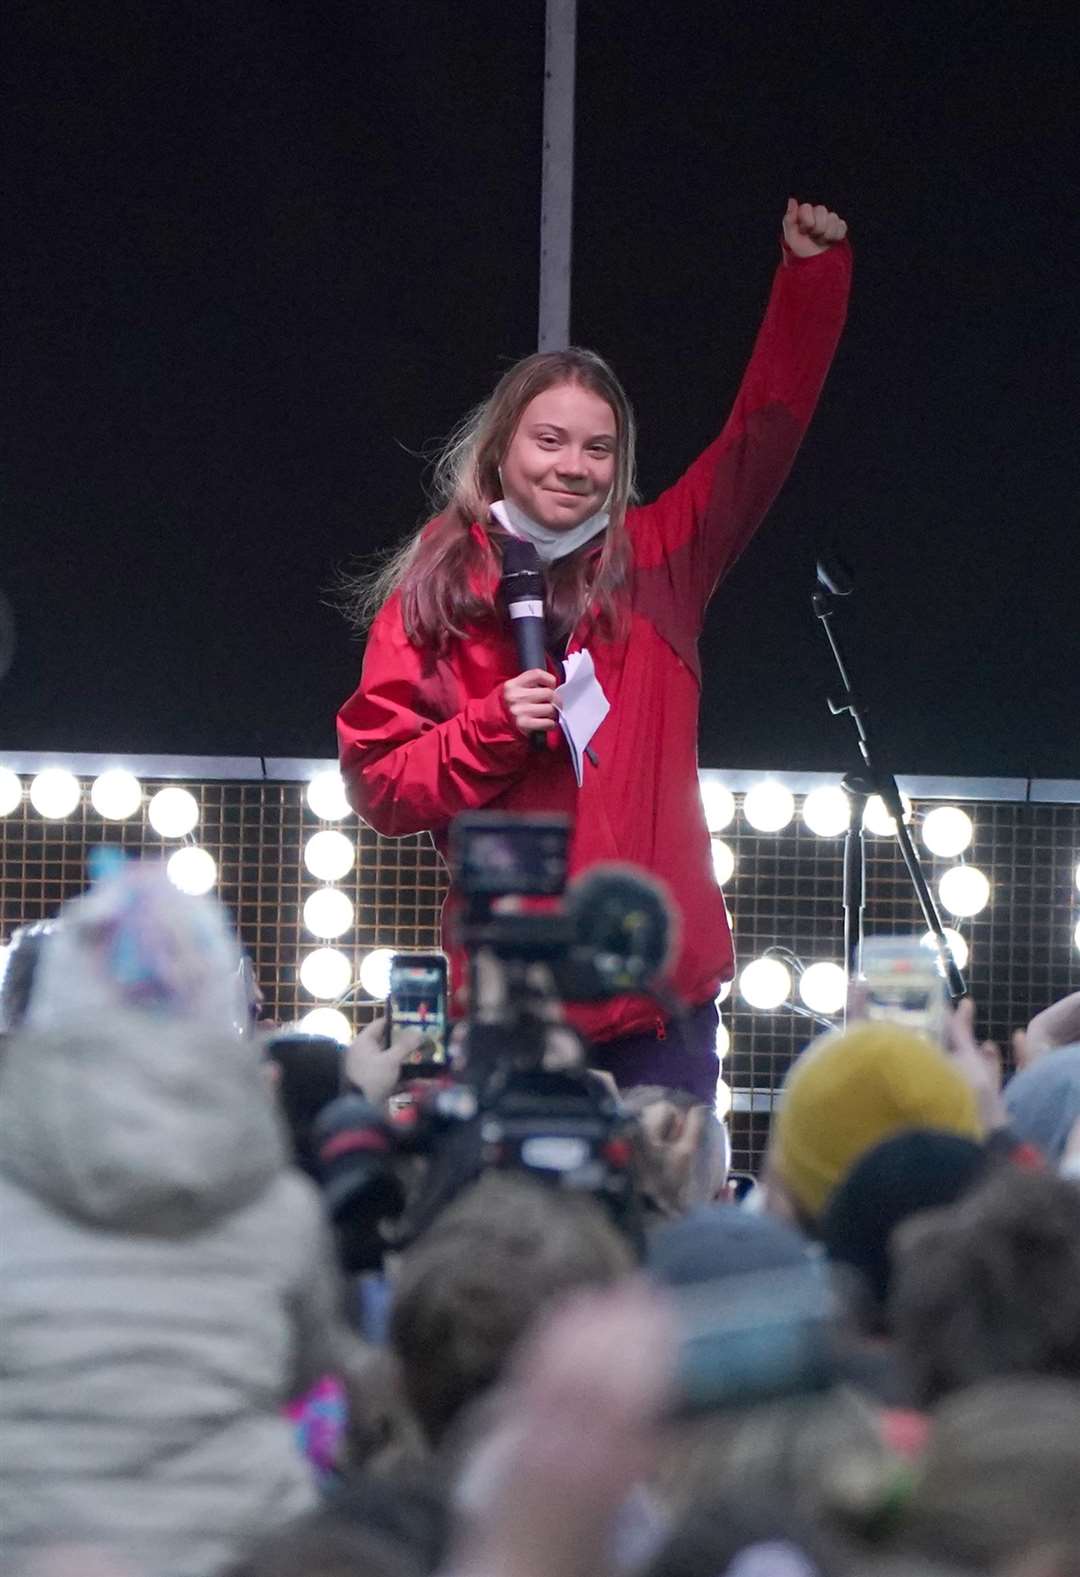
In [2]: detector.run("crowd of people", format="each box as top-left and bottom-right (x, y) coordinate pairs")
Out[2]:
(2, 862), (1080, 1577)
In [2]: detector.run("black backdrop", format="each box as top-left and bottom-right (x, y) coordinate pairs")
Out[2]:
(4, 1), (1077, 774)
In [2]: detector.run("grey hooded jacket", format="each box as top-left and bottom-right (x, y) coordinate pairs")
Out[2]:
(0, 1015), (343, 1577)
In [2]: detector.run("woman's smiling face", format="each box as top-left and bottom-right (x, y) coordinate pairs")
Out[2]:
(500, 380), (617, 530)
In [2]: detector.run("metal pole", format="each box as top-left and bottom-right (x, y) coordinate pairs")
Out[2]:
(538, 0), (576, 350)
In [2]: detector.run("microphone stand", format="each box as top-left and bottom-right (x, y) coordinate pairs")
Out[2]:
(812, 562), (966, 1011)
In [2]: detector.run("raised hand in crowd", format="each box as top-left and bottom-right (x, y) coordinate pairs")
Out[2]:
(448, 1281), (676, 1577)
(1013, 988), (1080, 1071)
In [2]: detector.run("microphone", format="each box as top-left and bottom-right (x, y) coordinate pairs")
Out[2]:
(816, 555), (854, 597)
(500, 537), (549, 751)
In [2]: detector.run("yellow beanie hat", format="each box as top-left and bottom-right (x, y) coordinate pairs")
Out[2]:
(772, 1022), (984, 1222)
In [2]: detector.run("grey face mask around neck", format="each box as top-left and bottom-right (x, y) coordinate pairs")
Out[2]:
(489, 496), (610, 562)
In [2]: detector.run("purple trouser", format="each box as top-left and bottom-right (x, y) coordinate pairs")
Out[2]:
(588, 999), (720, 1103)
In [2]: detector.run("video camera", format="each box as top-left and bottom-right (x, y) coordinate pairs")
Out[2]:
(314, 811), (680, 1270)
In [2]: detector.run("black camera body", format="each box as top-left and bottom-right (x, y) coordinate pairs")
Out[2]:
(315, 812), (679, 1270)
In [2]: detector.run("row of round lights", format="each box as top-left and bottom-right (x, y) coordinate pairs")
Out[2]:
(704, 780), (985, 1027)
(297, 770), (395, 1043)
(0, 767), (217, 897)
(703, 779), (992, 928)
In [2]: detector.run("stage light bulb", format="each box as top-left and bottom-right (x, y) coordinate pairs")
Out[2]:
(938, 864), (990, 919)
(358, 947), (394, 1001)
(801, 785), (851, 837)
(715, 979), (731, 1005)
(91, 770), (142, 821)
(300, 947), (353, 1001)
(29, 769), (81, 820)
(715, 1077), (732, 1119)
(739, 956), (792, 1011)
(306, 770), (351, 822)
(166, 846), (217, 896)
(303, 888), (355, 940)
(716, 1019), (730, 1059)
(920, 927), (970, 972)
(863, 791), (913, 836)
(798, 961), (847, 1016)
(1075, 919), (1080, 954)
(700, 779), (735, 832)
(299, 1007), (354, 1044)
(304, 830), (355, 883)
(743, 779), (795, 833)
(0, 769), (22, 816)
(148, 786), (199, 838)
(711, 838), (735, 886)
(921, 805), (973, 859)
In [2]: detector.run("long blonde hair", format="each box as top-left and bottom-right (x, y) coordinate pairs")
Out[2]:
(340, 348), (639, 650)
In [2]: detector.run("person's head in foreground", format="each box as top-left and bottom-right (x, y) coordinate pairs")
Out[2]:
(765, 1022), (983, 1233)
(390, 1170), (634, 1449)
(889, 1164), (1080, 1407)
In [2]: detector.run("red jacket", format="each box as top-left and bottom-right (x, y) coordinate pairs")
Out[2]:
(339, 241), (851, 1045)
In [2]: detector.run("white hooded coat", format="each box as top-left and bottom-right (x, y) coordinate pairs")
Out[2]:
(0, 1012), (343, 1577)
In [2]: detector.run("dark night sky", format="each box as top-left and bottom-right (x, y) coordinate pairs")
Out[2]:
(4, 1), (1078, 775)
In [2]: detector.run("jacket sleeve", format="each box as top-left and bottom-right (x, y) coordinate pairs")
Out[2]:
(337, 597), (532, 837)
(629, 240), (852, 638)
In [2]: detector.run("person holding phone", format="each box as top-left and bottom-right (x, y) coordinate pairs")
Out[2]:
(338, 199), (851, 1100)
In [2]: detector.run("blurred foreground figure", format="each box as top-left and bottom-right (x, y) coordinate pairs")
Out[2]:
(0, 865), (346, 1577)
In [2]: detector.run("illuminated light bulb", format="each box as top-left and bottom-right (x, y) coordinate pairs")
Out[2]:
(148, 786), (199, 838)
(921, 805), (973, 859)
(1074, 918), (1080, 954)
(358, 947), (395, 1000)
(801, 785), (851, 838)
(863, 792), (913, 836)
(738, 956), (792, 1011)
(29, 769), (81, 820)
(700, 779), (735, 832)
(303, 888), (355, 940)
(938, 865), (990, 919)
(743, 779), (795, 833)
(304, 830), (355, 883)
(1075, 862), (1080, 895)
(166, 846), (217, 895)
(715, 1077), (732, 1119)
(920, 927), (970, 972)
(716, 1020), (730, 1059)
(306, 770), (352, 822)
(0, 768), (22, 816)
(711, 839), (735, 886)
(715, 979), (732, 1005)
(798, 961), (847, 1017)
(299, 1007), (353, 1043)
(90, 770), (142, 821)
(300, 947), (353, 1001)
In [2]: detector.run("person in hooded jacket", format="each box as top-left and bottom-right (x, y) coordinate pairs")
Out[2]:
(0, 866), (347, 1577)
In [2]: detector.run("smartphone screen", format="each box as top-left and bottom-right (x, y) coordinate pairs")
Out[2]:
(859, 934), (949, 1045)
(389, 952), (449, 1068)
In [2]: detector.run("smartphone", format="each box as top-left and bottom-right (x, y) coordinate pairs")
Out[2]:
(388, 951), (450, 1071)
(858, 934), (949, 1045)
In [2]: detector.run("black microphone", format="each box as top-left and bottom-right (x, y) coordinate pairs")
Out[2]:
(500, 537), (550, 751)
(816, 555), (854, 597)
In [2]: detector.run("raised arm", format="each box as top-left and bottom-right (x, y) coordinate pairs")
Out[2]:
(629, 199), (852, 638)
(337, 596), (533, 837)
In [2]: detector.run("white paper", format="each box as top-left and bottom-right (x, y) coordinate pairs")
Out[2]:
(555, 649), (610, 786)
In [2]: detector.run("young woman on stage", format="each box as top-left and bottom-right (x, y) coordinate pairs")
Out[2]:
(338, 198), (851, 1099)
